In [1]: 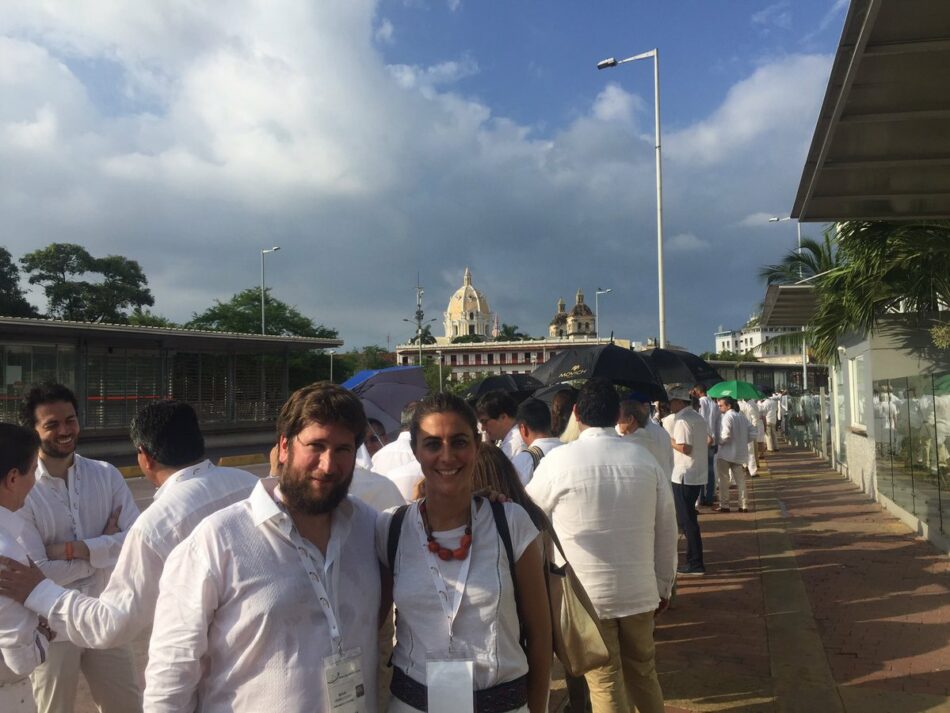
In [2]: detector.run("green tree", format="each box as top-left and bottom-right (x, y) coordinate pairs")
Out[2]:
(451, 334), (485, 344)
(808, 221), (950, 362)
(495, 323), (530, 341)
(128, 308), (176, 327)
(408, 324), (437, 345)
(759, 228), (840, 285)
(0, 247), (39, 317)
(20, 243), (154, 322)
(187, 287), (337, 338)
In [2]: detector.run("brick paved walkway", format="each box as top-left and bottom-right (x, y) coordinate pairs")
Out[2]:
(74, 451), (950, 712)
(641, 445), (950, 713)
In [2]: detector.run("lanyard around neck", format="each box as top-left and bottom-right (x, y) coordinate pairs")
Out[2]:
(413, 500), (475, 651)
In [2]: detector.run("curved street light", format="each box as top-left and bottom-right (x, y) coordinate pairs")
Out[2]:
(260, 246), (280, 335)
(598, 48), (666, 347)
(595, 287), (612, 339)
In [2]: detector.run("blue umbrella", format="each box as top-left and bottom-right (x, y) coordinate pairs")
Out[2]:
(342, 366), (428, 434)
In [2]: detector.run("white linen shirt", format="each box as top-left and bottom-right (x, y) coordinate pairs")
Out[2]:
(376, 501), (538, 690)
(718, 410), (751, 464)
(0, 507), (47, 683)
(499, 425), (526, 459)
(526, 427), (677, 619)
(372, 432), (417, 475)
(19, 454), (140, 598)
(350, 467), (405, 511)
(385, 460), (424, 501)
(144, 478), (380, 713)
(698, 396), (721, 445)
(620, 422), (674, 480)
(510, 437), (563, 485)
(24, 461), (257, 649)
(671, 409), (709, 486)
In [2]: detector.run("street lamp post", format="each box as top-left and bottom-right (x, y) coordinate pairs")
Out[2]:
(598, 49), (666, 347)
(436, 350), (444, 392)
(768, 216), (808, 391)
(595, 287), (612, 339)
(260, 246), (280, 335)
(328, 350), (336, 383)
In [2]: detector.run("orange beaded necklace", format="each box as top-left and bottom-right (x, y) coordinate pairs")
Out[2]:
(419, 499), (473, 561)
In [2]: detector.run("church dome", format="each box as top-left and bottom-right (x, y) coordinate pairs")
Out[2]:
(444, 268), (493, 340)
(446, 268), (491, 320)
(569, 289), (593, 317)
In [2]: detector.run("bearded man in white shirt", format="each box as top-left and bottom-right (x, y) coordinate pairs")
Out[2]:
(476, 390), (525, 459)
(0, 400), (258, 660)
(527, 378), (676, 713)
(716, 397), (751, 513)
(16, 383), (142, 713)
(144, 382), (380, 713)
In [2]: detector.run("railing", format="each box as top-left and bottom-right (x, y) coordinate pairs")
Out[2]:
(785, 392), (833, 459)
(871, 372), (949, 535)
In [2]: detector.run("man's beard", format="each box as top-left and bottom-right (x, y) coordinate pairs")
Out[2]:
(279, 458), (353, 516)
(40, 437), (76, 460)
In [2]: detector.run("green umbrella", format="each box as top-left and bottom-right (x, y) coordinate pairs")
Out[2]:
(707, 380), (765, 401)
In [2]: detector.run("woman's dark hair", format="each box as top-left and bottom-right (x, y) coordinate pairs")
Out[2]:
(409, 392), (479, 452)
(19, 382), (79, 427)
(718, 396), (739, 411)
(471, 442), (550, 533)
(0, 422), (40, 483)
(549, 387), (577, 437)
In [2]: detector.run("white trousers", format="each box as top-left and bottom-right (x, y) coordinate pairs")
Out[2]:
(0, 678), (36, 713)
(716, 458), (747, 510)
(765, 423), (777, 451)
(31, 641), (141, 713)
(747, 442), (758, 476)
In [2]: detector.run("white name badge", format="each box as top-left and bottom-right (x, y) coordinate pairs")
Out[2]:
(426, 656), (474, 713)
(325, 647), (366, 713)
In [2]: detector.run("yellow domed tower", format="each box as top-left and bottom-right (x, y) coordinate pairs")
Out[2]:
(444, 268), (493, 340)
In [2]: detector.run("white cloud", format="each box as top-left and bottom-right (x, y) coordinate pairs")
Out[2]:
(666, 233), (709, 252)
(752, 1), (792, 31)
(375, 18), (394, 44)
(0, 1), (834, 352)
(447, 0), (461, 11)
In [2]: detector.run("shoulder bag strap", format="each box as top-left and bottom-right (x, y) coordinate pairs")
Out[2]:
(387, 504), (409, 572)
(489, 499), (528, 651)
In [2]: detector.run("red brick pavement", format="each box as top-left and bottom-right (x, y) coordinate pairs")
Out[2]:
(770, 448), (950, 700)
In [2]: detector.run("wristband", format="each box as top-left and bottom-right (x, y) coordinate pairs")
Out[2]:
(64, 541), (74, 561)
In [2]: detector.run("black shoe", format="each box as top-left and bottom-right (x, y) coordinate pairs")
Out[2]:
(677, 564), (706, 576)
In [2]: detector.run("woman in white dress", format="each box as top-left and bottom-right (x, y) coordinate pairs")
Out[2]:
(378, 393), (551, 713)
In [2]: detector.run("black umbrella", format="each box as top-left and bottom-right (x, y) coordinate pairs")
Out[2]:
(641, 348), (722, 388)
(463, 373), (544, 403)
(531, 344), (667, 401)
(531, 383), (578, 406)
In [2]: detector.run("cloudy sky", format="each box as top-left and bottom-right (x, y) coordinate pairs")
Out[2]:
(0, 0), (847, 352)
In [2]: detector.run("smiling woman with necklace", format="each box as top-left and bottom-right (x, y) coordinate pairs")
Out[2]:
(378, 393), (551, 713)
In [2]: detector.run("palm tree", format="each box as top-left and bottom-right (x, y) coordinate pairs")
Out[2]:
(807, 221), (950, 362)
(495, 323), (529, 341)
(409, 324), (437, 345)
(759, 227), (839, 285)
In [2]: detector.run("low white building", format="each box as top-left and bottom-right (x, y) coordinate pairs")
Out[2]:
(714, 319), (804, 365)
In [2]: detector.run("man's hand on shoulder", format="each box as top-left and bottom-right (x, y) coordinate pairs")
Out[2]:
(0, 556), (48, 604)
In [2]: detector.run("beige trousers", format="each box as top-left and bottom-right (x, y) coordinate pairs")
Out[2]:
(31, 641), (141, 713)
(0, 678), (36, 713)
(716, 458), (748, 510)
(585, 610), (664, 713)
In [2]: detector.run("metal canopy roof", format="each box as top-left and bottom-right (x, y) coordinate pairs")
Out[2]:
(792, 0), (950, 222)
(0, 317), (343, 353)
(760, 284), (818, 328)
